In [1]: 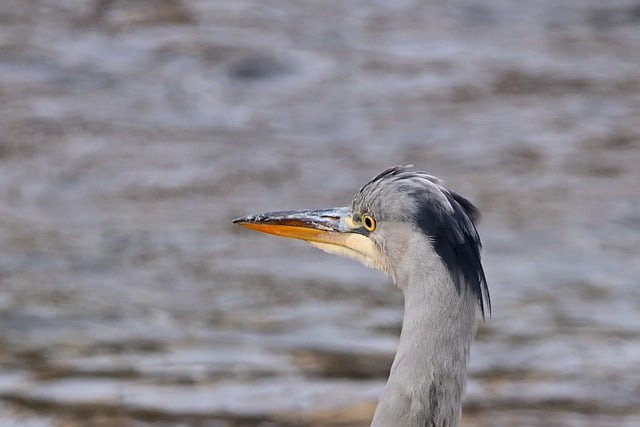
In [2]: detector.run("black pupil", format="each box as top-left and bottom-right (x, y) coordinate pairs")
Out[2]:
(364, 217), (372, 228)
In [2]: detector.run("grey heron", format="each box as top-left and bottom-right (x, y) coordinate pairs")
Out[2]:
(233, 166), (490, 427)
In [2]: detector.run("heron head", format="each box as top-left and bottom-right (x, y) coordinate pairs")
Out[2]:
(233, 166), (490, 316)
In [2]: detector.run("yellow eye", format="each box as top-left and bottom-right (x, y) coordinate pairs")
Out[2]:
(362, 213), (376, 232)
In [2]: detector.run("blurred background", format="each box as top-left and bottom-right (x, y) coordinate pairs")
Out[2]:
(0, 1), (639, 426)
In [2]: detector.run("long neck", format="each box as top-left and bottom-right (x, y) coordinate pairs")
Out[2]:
(370, 261), (477, 427)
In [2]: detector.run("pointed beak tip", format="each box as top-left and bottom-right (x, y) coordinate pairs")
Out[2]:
(233, 214), (259, 225)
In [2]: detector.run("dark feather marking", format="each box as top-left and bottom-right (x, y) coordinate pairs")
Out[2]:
(361, 165), (406, 192)
(413, 190), (491, 317)
(427, 382), (438, 427)
(449, 191), (481, 225)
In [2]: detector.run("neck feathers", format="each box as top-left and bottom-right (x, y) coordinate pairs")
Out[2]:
(371, 257), (477, 427)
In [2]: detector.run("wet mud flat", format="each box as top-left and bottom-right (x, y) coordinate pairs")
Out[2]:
(0, 0), (639, 426)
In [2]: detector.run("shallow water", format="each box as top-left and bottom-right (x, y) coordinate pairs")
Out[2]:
(0, 1), (639, 426)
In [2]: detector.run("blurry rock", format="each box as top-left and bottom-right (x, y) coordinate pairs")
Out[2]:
(283, 401), (376, 427)
(91, 0), (191, 28)
(499, 145), (545, 175)
(227, 53), (295, 81)
(585, 132), (639, 151)
(294, 348), (392, 379)
(493, 70), (588, 96)
(588, 2), (640, 29)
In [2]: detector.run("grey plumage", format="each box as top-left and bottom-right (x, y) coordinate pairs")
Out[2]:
(352, 166), (490, 316)
(234, 166), (490, 427)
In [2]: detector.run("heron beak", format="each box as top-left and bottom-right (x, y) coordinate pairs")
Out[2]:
(233, 207), (387, 273)
(233, 207), (360, 244)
